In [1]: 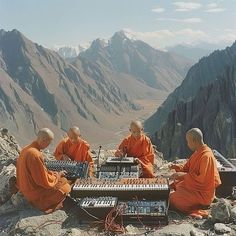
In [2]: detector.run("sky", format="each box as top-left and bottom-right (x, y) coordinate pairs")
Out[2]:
(1, 0), (236, 49)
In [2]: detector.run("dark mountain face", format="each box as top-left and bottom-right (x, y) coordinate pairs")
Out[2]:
(145, 39), (236, 160)
(152, 64), (236, 160)
(145, 41), (236, 137)
(78, 31), (192, 92)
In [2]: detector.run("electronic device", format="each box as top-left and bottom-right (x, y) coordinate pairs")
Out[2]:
(229, 159), (236, 167)
(79, 196), (117, 208)
(76, 197), (117, 222)
(76, 197), (168, 225)
(106, 157), (135, 165)
(117, 199), (168, 225)
(213, 150), (236, 197)
(45, 160), (89, 180)
(98, 165), (139, 179)
(72, 177), (170, 200)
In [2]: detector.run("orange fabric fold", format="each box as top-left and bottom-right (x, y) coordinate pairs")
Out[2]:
(115, 134), (155, 178)
(170, 145), (221, 216)
(16, 142), (71, 213)
(54, 137), (94, 177)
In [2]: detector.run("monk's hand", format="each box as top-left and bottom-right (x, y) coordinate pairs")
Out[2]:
(134, 158), (140, 164)
(116, 149), (124, 157)
(58, 170), (67, 177)
(169, 172), (186, 180)
(168, 163), (179, 170)
(62, 155), (70, 161)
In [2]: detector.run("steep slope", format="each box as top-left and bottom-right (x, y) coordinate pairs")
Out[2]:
(78, 31), (192, 92)
(153, 63), (236, 160)
(0, 29), (138, 145)
(145, 41), (236, 136)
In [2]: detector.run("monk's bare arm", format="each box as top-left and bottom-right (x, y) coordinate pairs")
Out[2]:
(169, 160), (189, 172)
(86, 149), (94, 177)
(170, 172), (187, 180)
(114, 139), (127, 157)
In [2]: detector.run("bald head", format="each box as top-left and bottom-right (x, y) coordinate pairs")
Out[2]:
(68, 126), (81, 143)
(187, 128), (203, 143)
(69, 126), (80, 135)
(186, 128), (204, 151)
(130, 120), (143, 129)
(129, 120), (143, 138)
(36, 128), (54, 149)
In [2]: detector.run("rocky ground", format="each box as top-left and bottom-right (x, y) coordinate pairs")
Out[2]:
(0, 129), (236, 236)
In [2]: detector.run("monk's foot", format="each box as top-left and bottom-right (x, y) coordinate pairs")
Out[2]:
(189, 213), (203, 220)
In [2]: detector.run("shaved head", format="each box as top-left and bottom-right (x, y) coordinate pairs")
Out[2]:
(37, 128), (54, 140)
(36, 128), (54, 149)
(130, 120), (143, 129)
(186, 128), (204, 151)
(129, 120), (143, 138)
(69, 126), (80, 135)
(68, 126), (81, 143)
(186, 128), (203, 143)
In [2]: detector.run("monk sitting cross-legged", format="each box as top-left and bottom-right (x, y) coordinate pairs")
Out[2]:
(115, 120), (155, 178)
(16, 128), (71, 213)
(54, 126), (94, 177)
(169, 128), (221, 218)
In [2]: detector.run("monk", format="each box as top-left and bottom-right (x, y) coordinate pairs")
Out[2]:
(16, 128), (71, 213)
(54, 126), (94, 177)
(115, 120), (155, 178)
(169, 128), (221, 218)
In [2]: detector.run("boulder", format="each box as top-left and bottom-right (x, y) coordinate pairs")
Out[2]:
(211, 199), (232, 223)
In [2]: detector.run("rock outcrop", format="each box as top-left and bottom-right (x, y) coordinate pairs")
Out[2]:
(1, 129), (236, 236)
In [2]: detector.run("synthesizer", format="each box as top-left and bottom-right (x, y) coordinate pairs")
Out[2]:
(45, 160), (89, 180)
(76, 197), (168, 225)
(229, 159), (236, 167)
(72, 177), (170, 200)
(79, 196), (117, 208)
(213, 150), (236, 197)
(117, 200), (168, 225)
(77, 197), (117, 221)
(106, 157), (135, 165)
(98, 165), (139, 179)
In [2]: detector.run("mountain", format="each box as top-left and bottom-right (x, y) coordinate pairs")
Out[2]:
(54, 43), (90, 59)
(0, 29), (193, 147)
(0, 29), (139, 145)
(145, 41), (236, 160)
(56, 46), (78, 58)
(153, 64), (236, 160)
(167, 42), (228, 62)
(78, 31), (193, 92)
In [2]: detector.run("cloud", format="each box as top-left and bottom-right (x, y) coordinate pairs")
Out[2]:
(156, 17), (202, 23)
(207, 3), (218, 8)
(205, 8), (226, 13)
(206, 2), (226, 13)
(219, 30), (236, 43)
(151, 7), (165, 13)
(173, 2), (202, 11)
(122, 28), (208, 49)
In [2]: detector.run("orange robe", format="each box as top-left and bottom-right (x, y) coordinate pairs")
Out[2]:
(54, 137), (94, 177)
(115, 134), (155, 178)
(16, 141), (71, 213)
(170, 144), (221, 217)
